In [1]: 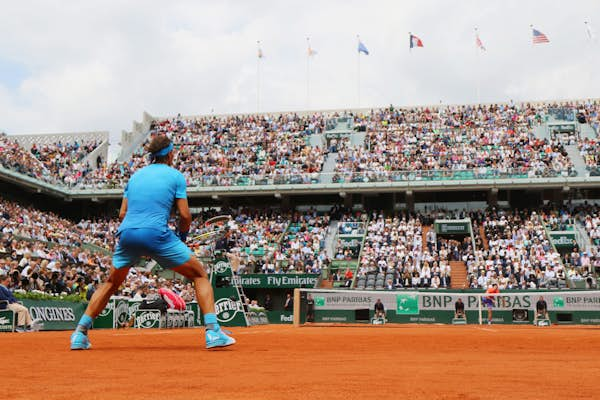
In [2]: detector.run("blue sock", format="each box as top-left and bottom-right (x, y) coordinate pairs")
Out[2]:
(204, 313), (219, 331)
(76, 314), (93, 334)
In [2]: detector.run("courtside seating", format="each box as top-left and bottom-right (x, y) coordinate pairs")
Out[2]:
(0, 300), (16, 332)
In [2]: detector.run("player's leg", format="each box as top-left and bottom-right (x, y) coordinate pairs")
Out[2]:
(487, 306), (492, 324)
(172, 257), (215, 315)
(70, 266), (130, 350)
(172, 256), (236, 349)
(70, 231), (138, 350)
(86, 267), (131, 317)
(154, 229), (235, 348)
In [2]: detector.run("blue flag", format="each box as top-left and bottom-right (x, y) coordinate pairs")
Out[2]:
(358, 40), (369, 55)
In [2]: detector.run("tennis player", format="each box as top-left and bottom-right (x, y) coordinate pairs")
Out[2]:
(483, 283), (499, 325)
(70, 135), (235, 350)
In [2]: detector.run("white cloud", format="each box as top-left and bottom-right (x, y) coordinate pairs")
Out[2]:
(0, 0), (599, 158)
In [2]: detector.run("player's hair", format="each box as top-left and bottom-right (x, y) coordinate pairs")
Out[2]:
(146, 135), (172, 163)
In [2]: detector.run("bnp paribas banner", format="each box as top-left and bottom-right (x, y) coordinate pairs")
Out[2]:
(234, 274), (319, 289)
(313, 291), (600, 314)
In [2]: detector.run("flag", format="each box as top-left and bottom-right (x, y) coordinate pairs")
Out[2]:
(585, 21), (596, 41)
(257, 41), (264, 58)
(358, 40), (369, 55)
(409, 33), (424, 48)
(475, 31), (486, 51)
(532, 28), (550, 44)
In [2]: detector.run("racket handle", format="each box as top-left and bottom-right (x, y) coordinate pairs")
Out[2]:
(177, 230), (189, 242)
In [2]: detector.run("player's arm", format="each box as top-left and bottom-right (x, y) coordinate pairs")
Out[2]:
(173, 172), (191, 239)
(175, 198), (192, 234)
(118, 198), (128, 221)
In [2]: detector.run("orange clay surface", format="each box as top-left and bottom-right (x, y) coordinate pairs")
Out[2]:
(3, 324), (600, 400)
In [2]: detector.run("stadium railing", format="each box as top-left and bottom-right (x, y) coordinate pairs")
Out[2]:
(3, 164), (600, 201)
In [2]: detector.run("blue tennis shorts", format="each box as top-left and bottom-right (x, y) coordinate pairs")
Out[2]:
(482, 298), (494, 309)
(113, 228), (192, 269)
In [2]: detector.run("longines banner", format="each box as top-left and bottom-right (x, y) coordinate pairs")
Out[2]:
(21, 299), (86, 331)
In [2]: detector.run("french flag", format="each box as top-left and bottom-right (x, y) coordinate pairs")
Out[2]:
(409, 33), (424, 49)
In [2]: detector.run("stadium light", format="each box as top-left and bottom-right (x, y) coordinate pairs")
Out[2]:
(562, 186), (570, 192)
(211, 194), (219, 200)
(274, 192), (282, 199)
(339, 192), (346, 198)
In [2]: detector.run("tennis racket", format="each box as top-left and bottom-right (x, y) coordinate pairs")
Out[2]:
(188, 215), (232, 245)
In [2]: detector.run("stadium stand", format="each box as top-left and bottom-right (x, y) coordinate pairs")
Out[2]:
(1, 99), (600, 299)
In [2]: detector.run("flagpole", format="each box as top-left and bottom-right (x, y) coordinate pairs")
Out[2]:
(306, 37), (310, 110)
(357, 35), (361, 109)
(257, 40), (261, 113)
(475, 27), (481, 104)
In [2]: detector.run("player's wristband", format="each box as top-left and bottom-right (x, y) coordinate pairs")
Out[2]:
(178, 230), (189, 242)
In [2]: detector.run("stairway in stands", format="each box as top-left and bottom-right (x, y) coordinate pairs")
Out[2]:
(479, 225), (489, 250)
(423, 224), (469, 288)
(450, 261), (468, 289)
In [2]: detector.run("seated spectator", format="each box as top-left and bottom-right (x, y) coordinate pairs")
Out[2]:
(374, 298), (385, 319)
(534, 296), (550, 323)
(0, 272), (40, 332)
(454, 298), (466, 319)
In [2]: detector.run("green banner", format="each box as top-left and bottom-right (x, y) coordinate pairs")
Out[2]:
(396, 294), (419, 315)
(134, 310), (161, 328)
(338, 235), (363, 252)
(548, 231), (577, 249)
(0, 309), (15, 331)
(94, 296), (130, 329)
(93, 299), (114, 329)
(434, 219), (471, 235)
(22, 299), (86, 331)
(234, 274), (319, 289)
(209, 258), (249, 327)
(186, 301), (202, 327)
(266, 310), (294, 324)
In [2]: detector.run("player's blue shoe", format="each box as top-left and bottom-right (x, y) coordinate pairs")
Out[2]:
(70, 331), (92, 350)
(205, 327), (236, 349)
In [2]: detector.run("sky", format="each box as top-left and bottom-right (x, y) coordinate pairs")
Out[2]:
(0, 0), (599, 158)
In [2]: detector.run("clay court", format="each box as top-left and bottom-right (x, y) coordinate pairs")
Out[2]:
(4, 325), (600, 400)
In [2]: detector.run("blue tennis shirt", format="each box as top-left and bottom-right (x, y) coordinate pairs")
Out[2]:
(118, 164), (187, 234)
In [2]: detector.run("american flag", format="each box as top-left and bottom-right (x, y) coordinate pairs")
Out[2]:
(532, 28), (550, 44)
(476, 34), (486, 51)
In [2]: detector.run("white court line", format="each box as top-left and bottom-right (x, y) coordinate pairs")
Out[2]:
(112, 331), (175, 336)
(477, 327), (498, 332)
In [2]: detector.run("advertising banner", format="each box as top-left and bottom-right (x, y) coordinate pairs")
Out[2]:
(234, 274), (319, 289)
(548, 231), (577, 249)
(338, 235), (363, 253)
(22, 299), (86, 331)
(434, 219), (471, 235)
(0, 309), (15, 332)
(313, 291), (600, 313)
(209, 258), (249, 327)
